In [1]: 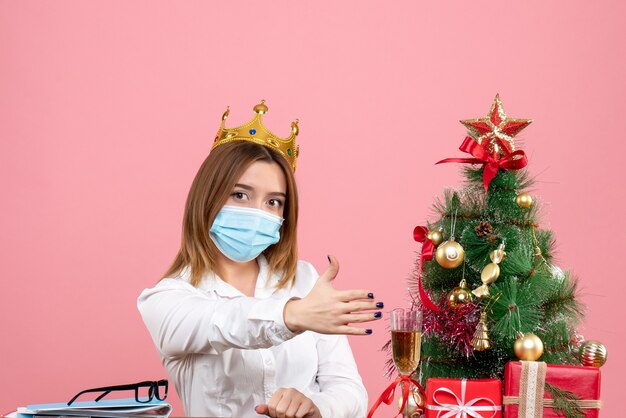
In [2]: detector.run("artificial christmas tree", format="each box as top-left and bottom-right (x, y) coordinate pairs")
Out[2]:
(410, 94), (585, 378)
(372, 95), (604, 418)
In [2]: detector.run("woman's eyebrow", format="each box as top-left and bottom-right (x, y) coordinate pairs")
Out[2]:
(234, 184), (286, 198)
(233, 183), (253, 190)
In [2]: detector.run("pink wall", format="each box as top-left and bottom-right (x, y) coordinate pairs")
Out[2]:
(1, 1), (624, 415)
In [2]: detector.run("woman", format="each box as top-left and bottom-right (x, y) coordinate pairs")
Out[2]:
(137, 102), (382, 418)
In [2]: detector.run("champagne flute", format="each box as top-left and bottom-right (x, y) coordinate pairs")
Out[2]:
(390, 309), (423, 417)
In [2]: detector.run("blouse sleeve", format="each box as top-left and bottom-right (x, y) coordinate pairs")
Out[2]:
(137, 278), (298, 356)
(308, 333), (368, 418)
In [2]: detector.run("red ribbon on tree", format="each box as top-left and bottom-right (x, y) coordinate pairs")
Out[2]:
(436, 136), (528, 190)
(367, 375), (425, 418)
(413, 226), (442, 312)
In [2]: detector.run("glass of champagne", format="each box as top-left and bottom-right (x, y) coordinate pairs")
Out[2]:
(390, 309), (423, 417)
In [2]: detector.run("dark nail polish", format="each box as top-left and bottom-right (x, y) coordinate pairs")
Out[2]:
(376, 302), (384, 308)
(374, 312), (382, 318)
(327, 255), (331, 263)
(368, 293), (374, 299)
(365, 329), (373, 334)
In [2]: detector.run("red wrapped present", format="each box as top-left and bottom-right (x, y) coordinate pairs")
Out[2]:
(504, 361), (602, 417)
(425, 378), (502, 418)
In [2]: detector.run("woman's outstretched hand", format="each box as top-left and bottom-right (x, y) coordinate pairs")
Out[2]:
(255, 388), (321, 418)
(283, 255), (382, 335)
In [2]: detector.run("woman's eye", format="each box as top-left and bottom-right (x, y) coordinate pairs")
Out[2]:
(232, 192), (248, 200)
(268, 199), (283, 207)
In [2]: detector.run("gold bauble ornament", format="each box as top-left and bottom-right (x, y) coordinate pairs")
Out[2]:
(514, 333), (544, 361)
(471, 312), (492, 351)
(448, 279), (473, 309)
(516, 193), (533, 209)
(480, 263), (501, 285)
(472, 263), (500, 298)
(427, 230), (443, 247)
(435, 239), (465, 269)
(580, 340), (607, 368)
(473, 245), (506, 298)
(490, 247), (507, 264)
(397, 388), (425, 417)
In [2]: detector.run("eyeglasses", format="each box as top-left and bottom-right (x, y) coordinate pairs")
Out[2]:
(67, 379), (168, 406)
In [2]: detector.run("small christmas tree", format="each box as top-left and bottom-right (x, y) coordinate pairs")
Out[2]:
(406, 95), (585, 383)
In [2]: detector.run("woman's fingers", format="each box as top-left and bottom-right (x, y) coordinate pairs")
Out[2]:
(340, 312), (383, 324)
(285, 398), (303, 418)
(262, 388), (319, 418)
(318, 255), (340, 283)
(266, 389), (282, 417)
(275, 394), (292, 418)
(283, 253), (384, 336)
(336, 325), (375, 335)
(336, 289), (374, 302)
(255, 404), (270, 416)
(342, 300), (383, 312)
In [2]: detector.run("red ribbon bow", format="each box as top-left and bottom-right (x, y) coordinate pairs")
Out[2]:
(413, 226), (441, 312)
(367, 375), (425, 418)
(436, 136), (528, 190)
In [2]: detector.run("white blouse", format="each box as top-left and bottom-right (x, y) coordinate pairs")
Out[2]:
(137, 256), (367, 417)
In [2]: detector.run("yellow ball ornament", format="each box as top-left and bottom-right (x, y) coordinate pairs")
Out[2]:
(516, 193), (533, 209)
(580, 340), (607, 368)
(448, 280), (473, 309)
(427, 230), (443, 247)
(397, 388), (425, 417)
(435, 239), (465, 269)
(514, 333), (544, 361)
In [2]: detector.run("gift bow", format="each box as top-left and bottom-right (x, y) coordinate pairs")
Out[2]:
(436, 136), (528, 190)
(426, 379), (501, 418)
(413, 226), (441, 312)
(367, 375), (425, 418)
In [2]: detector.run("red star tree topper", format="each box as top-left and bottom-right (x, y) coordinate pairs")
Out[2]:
(460, 94), (533, 156)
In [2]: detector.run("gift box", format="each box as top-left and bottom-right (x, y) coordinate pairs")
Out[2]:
(504, 361), (602, 417)
(425, 378), (502, 418)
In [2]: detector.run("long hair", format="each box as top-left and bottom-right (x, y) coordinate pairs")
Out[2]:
(162, 141), (299, 288)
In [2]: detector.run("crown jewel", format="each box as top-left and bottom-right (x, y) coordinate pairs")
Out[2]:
(212, 100), (300, 171)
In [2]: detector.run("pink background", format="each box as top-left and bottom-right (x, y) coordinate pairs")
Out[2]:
(1, 1), (624, 416)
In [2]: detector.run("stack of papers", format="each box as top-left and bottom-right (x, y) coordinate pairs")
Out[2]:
(4, 398), (172, 418)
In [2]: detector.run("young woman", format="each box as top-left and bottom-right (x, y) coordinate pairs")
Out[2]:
(137, 103), (382, 418)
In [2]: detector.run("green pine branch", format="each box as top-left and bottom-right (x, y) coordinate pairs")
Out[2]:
(544, 383), (585, 418)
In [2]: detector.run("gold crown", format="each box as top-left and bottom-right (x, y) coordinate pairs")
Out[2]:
(212, 100), (300, 171)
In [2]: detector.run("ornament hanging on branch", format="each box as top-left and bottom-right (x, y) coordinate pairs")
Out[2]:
(435, 211), (465, 269)
(515, 192), (533, 209)
(514, 333), (544, 361)
(472, 244), (506, 298)
(447, 278), (473, 309)
(471, 312), (492, 351)
(435, 240), (465, 269)
(427, 229), (443, 247)
(580, 340), (607, 368)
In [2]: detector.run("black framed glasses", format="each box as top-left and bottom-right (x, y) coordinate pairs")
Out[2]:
(67, 379), (168, 406)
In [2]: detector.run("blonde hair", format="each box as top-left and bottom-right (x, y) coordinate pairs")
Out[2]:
(162, 141), (299, 288)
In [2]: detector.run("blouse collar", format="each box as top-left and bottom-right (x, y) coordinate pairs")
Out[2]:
(190, 255), (281, 298)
